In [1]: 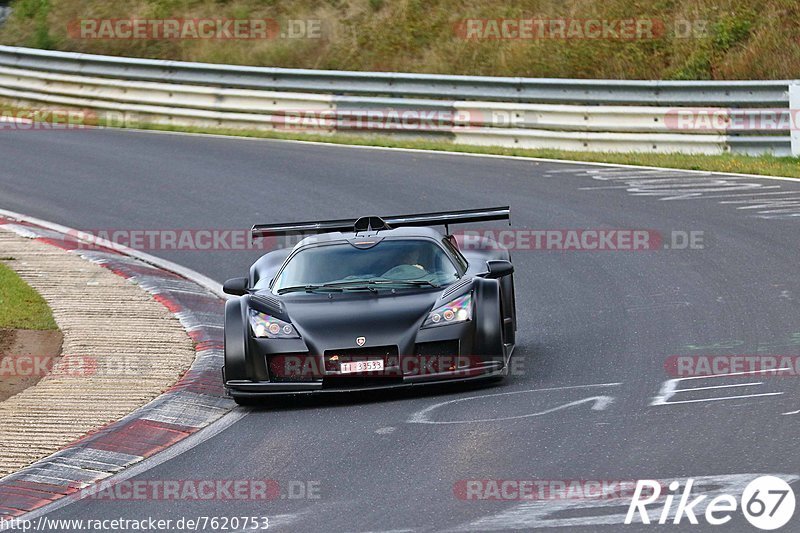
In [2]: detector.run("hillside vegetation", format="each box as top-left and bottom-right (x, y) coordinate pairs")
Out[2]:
(0, 0), (798, 79)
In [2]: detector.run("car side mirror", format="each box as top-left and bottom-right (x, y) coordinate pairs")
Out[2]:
(485, 260), (514, 279)
(223, 277), (249, 296)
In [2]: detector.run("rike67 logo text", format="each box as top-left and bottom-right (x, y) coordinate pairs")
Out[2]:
(626, 476), (795, 530)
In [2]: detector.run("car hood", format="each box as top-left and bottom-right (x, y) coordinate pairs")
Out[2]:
(282, 291), (441, 352)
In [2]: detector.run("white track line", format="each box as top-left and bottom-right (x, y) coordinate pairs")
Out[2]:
(672, 382), (763, 392)
(675, 367), (793, 380)
(655, 392), (783, 405)
(408, 382), (621, 424)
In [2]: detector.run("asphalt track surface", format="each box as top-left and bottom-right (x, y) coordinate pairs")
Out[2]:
(1, 128), (799, 532)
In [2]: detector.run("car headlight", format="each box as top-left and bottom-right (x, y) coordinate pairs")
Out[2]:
(422, 293), (472, 328)
(249, 309), (300, 339)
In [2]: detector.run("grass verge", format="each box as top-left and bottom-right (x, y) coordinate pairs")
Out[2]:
(0, 260), (58, 330)
(134, 122), (800, 179)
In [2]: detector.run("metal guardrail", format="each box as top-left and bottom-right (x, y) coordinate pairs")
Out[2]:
(0, 45), (793, 106)
(0, 45), (795, 156)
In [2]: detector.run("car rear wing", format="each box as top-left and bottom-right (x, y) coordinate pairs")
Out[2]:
(251, 206), (510, 238)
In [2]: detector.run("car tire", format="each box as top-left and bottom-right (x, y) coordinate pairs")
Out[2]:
(233, 395), (260, 406)
(473, 278), (505, 361)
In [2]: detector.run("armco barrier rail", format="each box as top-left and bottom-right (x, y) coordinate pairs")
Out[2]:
(0, 45), (796, 156)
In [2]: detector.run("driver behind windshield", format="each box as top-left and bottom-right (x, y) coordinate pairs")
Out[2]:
(380, 246), (429, 280)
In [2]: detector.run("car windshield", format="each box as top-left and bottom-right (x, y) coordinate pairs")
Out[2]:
(271, 239), (460, 293)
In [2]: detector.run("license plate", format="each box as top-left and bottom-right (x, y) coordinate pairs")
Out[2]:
(340, 360), (384, 374)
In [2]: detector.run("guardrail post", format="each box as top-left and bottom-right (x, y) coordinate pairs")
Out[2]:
(790, 83), (800, 157)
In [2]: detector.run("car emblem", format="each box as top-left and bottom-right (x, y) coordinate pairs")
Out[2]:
(356, 336), (366, 346)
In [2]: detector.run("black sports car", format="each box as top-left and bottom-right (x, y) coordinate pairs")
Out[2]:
(221, 207), (516, 403)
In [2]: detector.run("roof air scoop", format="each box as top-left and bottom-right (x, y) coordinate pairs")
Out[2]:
(354, 216), (391, 233)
